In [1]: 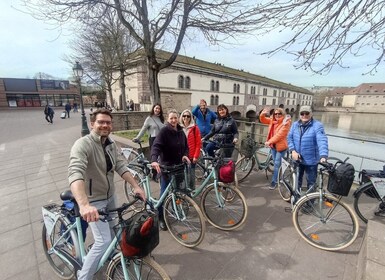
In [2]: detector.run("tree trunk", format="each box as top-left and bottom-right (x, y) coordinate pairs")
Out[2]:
(119, 65), (126, 110)
(146, 56), (161, 105)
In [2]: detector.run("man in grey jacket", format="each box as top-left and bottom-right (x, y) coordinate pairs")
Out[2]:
(68, 108), (145, 280)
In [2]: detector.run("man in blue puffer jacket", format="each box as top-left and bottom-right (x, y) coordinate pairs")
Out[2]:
(288, 105), (328, 189)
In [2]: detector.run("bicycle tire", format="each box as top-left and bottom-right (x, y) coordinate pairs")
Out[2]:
(278, 165), (294, 202)
(235, 156), (255, 183)
(293, 192), (359, 251)
(201, 183), (248, 230)
(124, 168), (147, 211)
(163, 192), (206, 248)
(353, 182), (384, 223)
(195, 149), (207, 181)
(42, 215), (79, 279)
(106, 254), (170, 280)
(122, 147), (141, 165)
(267, 157), (274, 174)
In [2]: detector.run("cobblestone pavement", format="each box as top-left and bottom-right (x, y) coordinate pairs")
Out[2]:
(0, 109), (364, 280)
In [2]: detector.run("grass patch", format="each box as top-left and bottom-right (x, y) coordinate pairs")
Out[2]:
(112, 129), (149, 143)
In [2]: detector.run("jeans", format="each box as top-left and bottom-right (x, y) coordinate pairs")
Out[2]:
(188, 163), (196, 190)
(298, 164), (318, 189)
(271, 149), (287, 186)
(77, 195), (117, 280)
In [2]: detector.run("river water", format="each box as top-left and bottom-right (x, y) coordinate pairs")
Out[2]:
(311, 112), (385, 171)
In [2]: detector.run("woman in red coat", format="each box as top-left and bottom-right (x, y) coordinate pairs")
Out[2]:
(179, 109), (202, 190)
(259, 107), (291, 190)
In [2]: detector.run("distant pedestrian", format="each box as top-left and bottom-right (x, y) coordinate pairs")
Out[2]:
(44, 105), (54, 124)
(65, 103), (71, 118)
(73, 103), (78, 113)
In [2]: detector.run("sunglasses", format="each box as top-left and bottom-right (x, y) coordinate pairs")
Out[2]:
(300, 112), (310, 116)
(182, 115), (191, 118)
(274, 113), (282, 116)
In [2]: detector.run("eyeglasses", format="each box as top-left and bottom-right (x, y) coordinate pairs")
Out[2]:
(300, 112), (310, 116)
(182, 115), (191, 118)
(274, 113), (282, 116)
(96, 120), (112, 125)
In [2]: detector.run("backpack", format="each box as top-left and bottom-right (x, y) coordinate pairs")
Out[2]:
(219, 160), (235, 183)
(327, 162), (355, 196)
(119, 209), (159, 258)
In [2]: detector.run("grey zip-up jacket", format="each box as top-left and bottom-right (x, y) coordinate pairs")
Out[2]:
(68, 131), (129, 202)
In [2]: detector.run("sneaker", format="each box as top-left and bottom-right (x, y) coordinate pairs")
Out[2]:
(159, 219), (168, 231)
(269, 183), (277, 190)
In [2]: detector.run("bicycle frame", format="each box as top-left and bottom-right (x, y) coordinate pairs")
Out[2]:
(43, 205), (143, 279)
(254, 146), (272, 170)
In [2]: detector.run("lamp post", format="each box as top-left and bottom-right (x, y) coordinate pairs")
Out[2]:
(73, 61), (90, 137)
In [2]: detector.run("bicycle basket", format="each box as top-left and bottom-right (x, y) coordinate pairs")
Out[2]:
(240, 136), (256, 158)
(327, 162), (355, 196)
(115, 208), (159, 258)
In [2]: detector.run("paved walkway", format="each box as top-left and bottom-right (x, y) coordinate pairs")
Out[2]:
(0, 109), (364, 280)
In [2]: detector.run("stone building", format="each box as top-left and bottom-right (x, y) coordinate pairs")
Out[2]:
(110, 50), (313, 118)
(342, 83), (385, 113)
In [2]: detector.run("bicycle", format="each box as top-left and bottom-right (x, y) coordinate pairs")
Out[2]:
(353, 165), (385, 223)
(277, 155), (303, 204)
(42, 191), (170, 280)
(235, 135), (274, 183)
(190, 147), (248, 231)
(292, 158), (359, 251)
(124, 160), (206, 248)
(121, 139), (147, 165)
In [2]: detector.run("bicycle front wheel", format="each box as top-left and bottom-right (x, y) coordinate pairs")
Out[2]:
(106, 254), (170, 280)
(293, 193), (359, 251)
(235, 156), (255, 183)
(201, 183), (248, 230)
(354, 182), (385, 223)
(42, 215), (79, 279)
(278, 165), (294, 202)
(124, 168), (146, 211)
(163, 192), (206, 248)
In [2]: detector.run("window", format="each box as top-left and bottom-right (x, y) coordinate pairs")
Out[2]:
(251, 86), (256, 95)
(293, 93), (296, 98)
(215, 81), (220, 92)
(210, 80), (215, 91)
(210, 95), (215, 105)
(292, 100), (295, 105)
(287, 100), (290, 105)
(236, 84), (240, 93)
(263, 88), (267, 96)
(282, 91), (285, 97)
(273, 90), (277, 97)
(178, 75), (184, 89)
(233, 83), (237, 93)
(236, 96), (239, 105)
(262, 98), (267, 105)
(288, 92), (291, 98)
(215, 95), (219, 105)
(233, 96), (236, 105)
(185, 76), (191, 89)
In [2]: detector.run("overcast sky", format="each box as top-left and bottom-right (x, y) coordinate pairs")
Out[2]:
(1, 0), (384, 88)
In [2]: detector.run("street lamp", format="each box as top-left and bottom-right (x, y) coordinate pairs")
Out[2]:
(73, 61), (90, 137)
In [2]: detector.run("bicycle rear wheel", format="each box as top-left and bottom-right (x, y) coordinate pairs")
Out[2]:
(106, 254), (170, 280)
(124, 168), (146, 211)
(278, 165), (294, 202)
(354, 182), (385, 223)
(195, 149), (207, 181)
(121, 147), (141, 165)
(235, 156), (255, 183)
(163, 192), (206, 248)
(201, 183), (248, 230)
(293, 193), (359, 251)
(42, 215), (79, 279)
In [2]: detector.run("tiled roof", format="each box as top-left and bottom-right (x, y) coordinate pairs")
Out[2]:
(346, 83), (385, 95)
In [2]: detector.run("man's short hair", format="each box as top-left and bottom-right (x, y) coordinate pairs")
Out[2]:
(90, 108), (113, 122)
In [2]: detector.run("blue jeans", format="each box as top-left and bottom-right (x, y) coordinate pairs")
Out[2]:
(271, 149), (287, 186)
(298, 164), (318, 189)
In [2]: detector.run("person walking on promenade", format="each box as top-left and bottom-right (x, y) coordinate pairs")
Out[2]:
(259, 107), (291, 190)
(150, 109), (190, 231)
(192, 99), (217, 138)
(133, 103), (165, 182)
(68, 108), (146, 280)
(65, 103), (71, 118)
(203, 104), (238, 157)
(179, 109), (201, 190)
(44, 104), (54, 124)
(73, 102), (78, 113)
(287, 105), (329, 190)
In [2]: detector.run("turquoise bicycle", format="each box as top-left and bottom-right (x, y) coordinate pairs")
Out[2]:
(41, 191), (170, 279)
(124, 160), (206, 248)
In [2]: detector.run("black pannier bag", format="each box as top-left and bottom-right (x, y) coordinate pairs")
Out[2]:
(118, 208), (159, 258)
(327, 162), (355, 196)
(359, 169), (385, 198)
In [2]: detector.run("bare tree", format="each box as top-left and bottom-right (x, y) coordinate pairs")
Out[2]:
(252, 0), (385, 75)
(21, 0), (261, 104)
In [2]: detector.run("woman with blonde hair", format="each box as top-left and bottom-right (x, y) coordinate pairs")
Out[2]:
(259, 107), (291, 190)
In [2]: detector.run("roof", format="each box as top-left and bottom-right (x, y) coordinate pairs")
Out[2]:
(129, 49), (312, 95)
(345, 83), (385, 95)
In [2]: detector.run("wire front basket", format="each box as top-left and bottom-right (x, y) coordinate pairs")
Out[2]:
(240, 136), (257, 158)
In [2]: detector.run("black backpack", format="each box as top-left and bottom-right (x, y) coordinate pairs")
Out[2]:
(327, 162), (355, 196)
